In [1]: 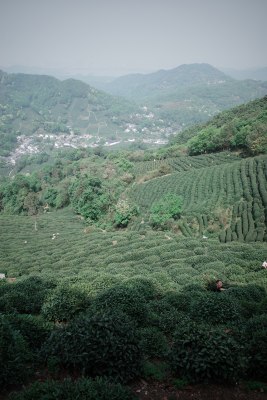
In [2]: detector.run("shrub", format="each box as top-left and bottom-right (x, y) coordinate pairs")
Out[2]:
(123, 277), (158, 301)
(0, 276), (54, 314)
(41, 285), (90, 322)
(150, 194), (183, 229)
(0, 315), (32, 388)
(244, 315), (267, 379)
(189, 292), (242, 324)
(169, 321), (247, 383)
(138, 327), (169, 358)
(9, 377), (136, 400)
(91, 285), (148, 326)
(41, 311), (142, 383)
(6, 314), (52, 351)
(113, 199), (139, 228)
(142, 361), (169, 381)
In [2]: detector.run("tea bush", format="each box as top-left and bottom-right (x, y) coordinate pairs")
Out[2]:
(6, 314), (52, 351)
(9, 377), (136, 400)
(42, 311), (142, 382)
(244, 315), (267, 379)
(0, 315), (32, 387)
(41, 285), (90, 322)
(91, 285), (148, 326)
(138, 326), (169, 358)
(170, 320), (247, 383)
(189, 291), (242, 324)
(0, 277), (54, 314)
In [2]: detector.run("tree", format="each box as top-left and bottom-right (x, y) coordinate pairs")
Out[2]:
(150, 194), (183, 229)
(69, 176), (111, 221)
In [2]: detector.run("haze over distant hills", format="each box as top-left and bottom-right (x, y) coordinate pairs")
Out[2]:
(1, 63), (267, 162)
(221, 66), (267, 81)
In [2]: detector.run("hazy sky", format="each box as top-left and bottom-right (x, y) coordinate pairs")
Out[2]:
(0, 0), (267, 76)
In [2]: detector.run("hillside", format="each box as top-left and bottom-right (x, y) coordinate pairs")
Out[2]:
(1, 153), (267, 398)
(169, 96), (267, 155)
(0, 70), (171, 161)
(1, 86), (267, 398)
(104, 63), (232, 98)
(102, 63), (267, 128)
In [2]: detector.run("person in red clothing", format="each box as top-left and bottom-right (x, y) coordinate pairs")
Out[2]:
(216, 279), (225, 291)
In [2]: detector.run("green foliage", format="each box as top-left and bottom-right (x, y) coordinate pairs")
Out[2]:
(114, 198), (139, 227)
(150, 194), (183, 229)
(0, 315), (32, 388)
(69, 176), (111, 221)
(41, 285), (90, 322)
(91, 285), (148, 326)
(142, 361), (169, 381)
(170, 320), (247, 383)
(8, 377), (136, 400)
(244, 315), (267, 379)
(0, 277), (54, 314)
(138, 327), (169, 358)
(42, 311), (142, 383)
(0, 174), (41, 215)
(187, 96), (267, 155)
(6, 314), (52, 351)
(189, 292), (242, 324)
(172, 377), (189, 389)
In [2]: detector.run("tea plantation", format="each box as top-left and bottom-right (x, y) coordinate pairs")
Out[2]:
(0, 150), (267, 398)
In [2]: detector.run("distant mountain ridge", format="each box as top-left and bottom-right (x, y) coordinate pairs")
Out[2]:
(221, 66), (267, 81)
(95, 63), (267, 130)
(103, 63), (232, 98)
(1, 64), (267, 160)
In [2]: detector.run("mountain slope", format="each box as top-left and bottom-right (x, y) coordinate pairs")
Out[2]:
(103, 63), (231, 99)
(101, 63), (267, 129)
(0, 70), (137, 157)
(168, 96), (267, 156)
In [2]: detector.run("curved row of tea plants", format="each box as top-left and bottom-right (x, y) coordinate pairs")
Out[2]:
(130, 155), (267, 242)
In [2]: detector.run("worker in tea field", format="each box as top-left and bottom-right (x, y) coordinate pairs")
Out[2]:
(216, 279), (226, 291)
(262, 261), (267, 269)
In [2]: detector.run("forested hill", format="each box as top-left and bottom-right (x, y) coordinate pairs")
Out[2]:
(102, 63), (267, 103)
(98, 63), (267, 130)
(168, 95), (267, 156)
(0, 70), (137, 156)
(103, 63), (232, 98)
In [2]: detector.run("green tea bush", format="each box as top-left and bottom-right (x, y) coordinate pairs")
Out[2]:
(0, 276), (54, 314)
(189, 292), (242, 324)
(85, 274), (125, 296)
(9, 377), (136, 400)
(138, 327), (169, 358)
(91, 285), (148, 326)
(224, 284), (266, 303)
(0, 315), (32, 387)
(148, 298), (189, 334)
(142, 361), (169, 381)
(41, 285), (90, 322)
(123, 277), (159, 300)
(169, 320), (247, 383)
(6, 314), (52, 351)
(244, 315), (267, 379)
(41, 311), (142, 383)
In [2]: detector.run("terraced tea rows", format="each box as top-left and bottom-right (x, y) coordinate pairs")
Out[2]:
(0, 210), (266, 293)
(132, 152), (240, 176)
(130, 155), (267, 242)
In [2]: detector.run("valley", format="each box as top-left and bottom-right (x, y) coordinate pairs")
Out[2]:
(0, 63), (267, 400)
